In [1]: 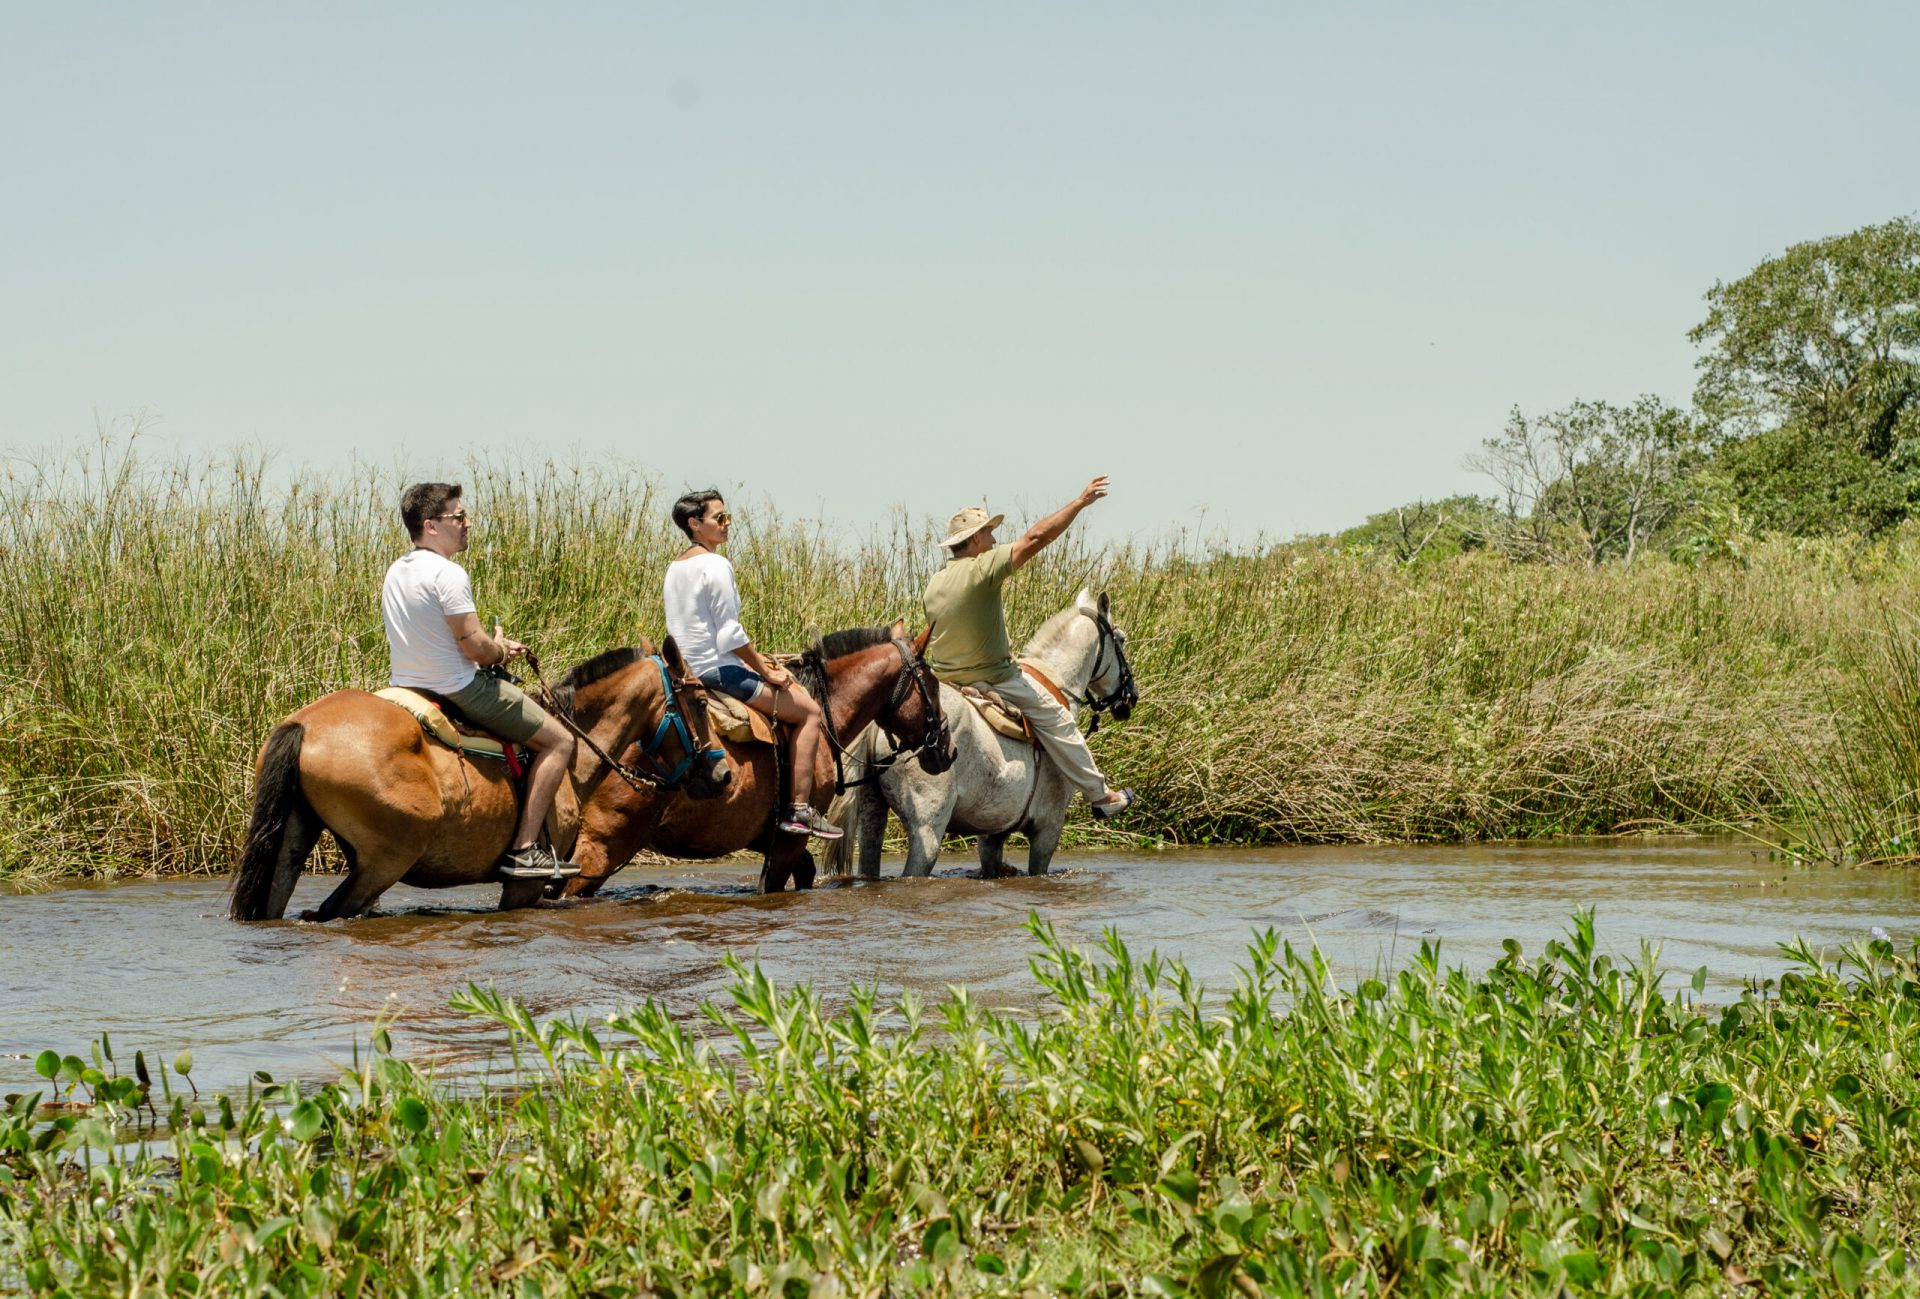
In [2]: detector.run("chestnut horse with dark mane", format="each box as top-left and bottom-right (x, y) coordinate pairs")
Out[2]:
(229, 638), (727, 921)
(566, 624), (953, 895)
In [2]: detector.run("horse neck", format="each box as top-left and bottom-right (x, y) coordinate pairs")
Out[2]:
(822, 645), (901, 737)
(1024, 614), (1099, 696)
(567, 660), (661, 759)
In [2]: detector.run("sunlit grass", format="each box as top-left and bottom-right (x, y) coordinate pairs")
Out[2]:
(4, 916), (1917, 1294)
(6, 436), (1920, 878)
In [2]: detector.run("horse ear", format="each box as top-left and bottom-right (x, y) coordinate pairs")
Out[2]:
(889, 616), (907, 640)
(912, 623), (933, 655)
(1075, 588), (1097, 616)
(1098, 590), (1111, 617)
(662, 635), (689, 676)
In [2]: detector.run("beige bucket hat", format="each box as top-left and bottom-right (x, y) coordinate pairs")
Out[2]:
(941, 505), (1005, 549)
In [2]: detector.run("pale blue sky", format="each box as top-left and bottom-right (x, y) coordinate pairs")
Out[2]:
(4, 4), (1915, 544)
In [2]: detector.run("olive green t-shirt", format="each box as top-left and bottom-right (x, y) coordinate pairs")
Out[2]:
(922, 543), (1017, 685)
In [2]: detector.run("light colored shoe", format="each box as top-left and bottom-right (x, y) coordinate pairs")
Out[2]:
(498, 846), (582, 880)
(1090, 788), (1135, 820)
(776, 805), (844, 840)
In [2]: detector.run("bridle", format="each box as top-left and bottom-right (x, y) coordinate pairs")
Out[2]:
(811, 637), (953, 792)
(529, 652), (719, 792)
(1065, 613), (1138, 737)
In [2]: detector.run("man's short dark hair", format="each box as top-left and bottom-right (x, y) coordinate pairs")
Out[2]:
(401, 483), (462, 540)
(672, 489), (725, 540)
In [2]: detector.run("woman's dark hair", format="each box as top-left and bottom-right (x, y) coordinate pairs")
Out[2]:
(672, 489), (725, 540)
(400, 483), (462, 540)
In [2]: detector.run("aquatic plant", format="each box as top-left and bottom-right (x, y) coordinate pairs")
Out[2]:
(3, 915), (1918, 1294)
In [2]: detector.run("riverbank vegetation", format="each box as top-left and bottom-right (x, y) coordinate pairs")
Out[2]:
(4, 213), (1920, 880)
(6, 438), (1920, 879)
(4, 917), (1918, 1294)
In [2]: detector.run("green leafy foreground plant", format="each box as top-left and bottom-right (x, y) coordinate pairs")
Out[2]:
(4, 913), (1919, 1296)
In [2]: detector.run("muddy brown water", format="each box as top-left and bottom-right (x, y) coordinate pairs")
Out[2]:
(4, 839), (1917, 1097)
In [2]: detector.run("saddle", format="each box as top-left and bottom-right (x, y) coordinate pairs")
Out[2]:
(374, 686), (580, 858)
(959, 662), (1070, 744)
(701, 687), (778, 747)
(374, 687), (530, 772)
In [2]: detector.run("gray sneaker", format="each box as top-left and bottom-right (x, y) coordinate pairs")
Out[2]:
(776, 804), (844, 840)
(498, 846), (582, 880)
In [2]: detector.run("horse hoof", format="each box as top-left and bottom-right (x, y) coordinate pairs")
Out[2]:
(296, 908), (323, 922)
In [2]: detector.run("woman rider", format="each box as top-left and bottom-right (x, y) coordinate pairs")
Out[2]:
(664, 490), (842, 839)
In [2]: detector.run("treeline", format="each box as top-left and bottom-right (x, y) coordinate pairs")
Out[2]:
(1341, 215), (1920, 565)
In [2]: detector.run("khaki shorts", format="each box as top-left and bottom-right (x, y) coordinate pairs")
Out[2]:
(445, 672), (549, 744)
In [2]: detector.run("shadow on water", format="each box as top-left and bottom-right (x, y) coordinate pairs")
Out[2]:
(4, 838), (1917, 1095)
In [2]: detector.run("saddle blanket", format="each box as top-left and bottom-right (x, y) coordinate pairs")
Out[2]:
(703, 688), (778, 746)
(374, 687), (522, 763)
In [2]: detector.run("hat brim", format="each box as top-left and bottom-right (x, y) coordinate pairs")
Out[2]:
(940, 512), (1005, 549)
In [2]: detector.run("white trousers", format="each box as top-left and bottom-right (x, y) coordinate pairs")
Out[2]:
(986, 669), (1109, 802)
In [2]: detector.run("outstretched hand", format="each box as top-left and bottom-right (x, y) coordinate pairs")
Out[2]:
(1079, 475), (1110, 507)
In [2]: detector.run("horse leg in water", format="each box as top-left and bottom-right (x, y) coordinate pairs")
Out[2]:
(900, 818), (945, 878)
(852, 785), (889, 881)
(303, 841), (423, 921)
(1023, 777), (1073, 876)
(976, 832), (1012, 880)
(759, 839), (815, 893)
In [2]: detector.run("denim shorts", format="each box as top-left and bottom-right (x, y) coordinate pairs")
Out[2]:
(699, 664), (765, 704)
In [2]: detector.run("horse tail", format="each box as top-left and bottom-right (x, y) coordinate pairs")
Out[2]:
(820, 728), (876, 877)
(229, 722), (317, 921)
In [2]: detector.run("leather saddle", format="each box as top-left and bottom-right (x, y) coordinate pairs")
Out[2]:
(960, 662), (1073, 744)
(701, 688), (778, 747)
(375, 687), (528, 766)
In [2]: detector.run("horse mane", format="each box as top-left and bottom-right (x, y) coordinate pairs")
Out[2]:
(1022, 605), (1086, 660)
(794, 624), (895, 694)
(814, 624), (895, 661)
(550, 644), (650, 714)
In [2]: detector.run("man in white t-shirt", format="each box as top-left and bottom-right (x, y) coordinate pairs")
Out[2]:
(382, 482), (579, 880)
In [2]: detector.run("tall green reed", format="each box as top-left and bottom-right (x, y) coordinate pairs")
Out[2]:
(4, 439), (1920, 877)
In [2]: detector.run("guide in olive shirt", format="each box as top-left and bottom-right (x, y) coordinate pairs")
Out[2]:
(921, 541), (1018, 685)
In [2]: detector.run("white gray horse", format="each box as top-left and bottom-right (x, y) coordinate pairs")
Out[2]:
(823, 589), (1137, 878)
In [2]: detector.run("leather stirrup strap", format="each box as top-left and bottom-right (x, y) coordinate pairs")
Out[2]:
(1020, 661), (1072, 712)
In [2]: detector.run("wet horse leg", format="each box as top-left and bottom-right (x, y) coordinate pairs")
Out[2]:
(976, 832), (1011, 879)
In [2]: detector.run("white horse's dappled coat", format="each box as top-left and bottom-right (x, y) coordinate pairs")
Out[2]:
(824, 589), (1131, 878)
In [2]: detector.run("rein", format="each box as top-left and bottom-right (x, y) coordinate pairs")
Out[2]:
(526, 652), (706, 792)
(805, 637), (949, 793)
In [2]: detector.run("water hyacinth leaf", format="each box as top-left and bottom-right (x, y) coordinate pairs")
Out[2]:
(33, 1051), (58, 1081)
(1693, 965), (1708, 995)
(289, 1100), (324, 1142)
(395, 1097), (429, 1133)
(133, 1050), (150, 1087)
(1359, 978), (1386, 1001)
(173, 1050), (193, 1076)
(1073, 1139), (1106, 1175)
(59, 1056), (84, 1085)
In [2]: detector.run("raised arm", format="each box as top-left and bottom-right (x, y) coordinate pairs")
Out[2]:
(1008, 475), (1109, 573)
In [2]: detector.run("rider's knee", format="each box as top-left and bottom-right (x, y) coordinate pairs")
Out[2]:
(528, 718), (575, 756)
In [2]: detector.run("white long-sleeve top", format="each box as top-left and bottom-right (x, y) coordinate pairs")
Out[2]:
(662, 551), (753, 678)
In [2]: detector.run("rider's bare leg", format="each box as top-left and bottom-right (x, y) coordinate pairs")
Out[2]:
(747, 682), (827, 807)
(511, 714), (577, 851)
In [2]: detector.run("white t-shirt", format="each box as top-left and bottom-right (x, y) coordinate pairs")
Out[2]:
(663, 551), (752, 678)
(382, 549), (479, 693)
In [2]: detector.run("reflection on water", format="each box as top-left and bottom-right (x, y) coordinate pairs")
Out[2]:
(3, 838), (1916, 1095)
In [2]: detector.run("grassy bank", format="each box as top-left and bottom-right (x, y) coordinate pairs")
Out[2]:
(5, 441), (1920, 879)
(4, 917), (1918, 1295)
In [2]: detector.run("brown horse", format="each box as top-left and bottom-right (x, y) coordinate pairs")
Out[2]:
(229, 639), (727, 921)
(566, 624), (953, 896)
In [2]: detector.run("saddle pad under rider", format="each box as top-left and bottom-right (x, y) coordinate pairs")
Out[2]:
(373, 687), (524, 762)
